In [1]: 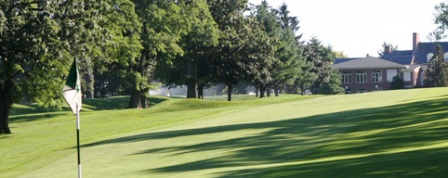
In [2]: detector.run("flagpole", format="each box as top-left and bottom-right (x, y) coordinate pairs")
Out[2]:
(76, 104), (82, 178)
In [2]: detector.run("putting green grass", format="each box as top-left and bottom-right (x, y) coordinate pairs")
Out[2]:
(2, 88), (448, 177)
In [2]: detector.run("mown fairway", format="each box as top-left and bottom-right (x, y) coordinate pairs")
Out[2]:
(2, 88), (448, 177)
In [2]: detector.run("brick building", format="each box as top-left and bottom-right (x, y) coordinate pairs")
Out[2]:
(333, 57), (405, 93)
(334, 32), (448, 93)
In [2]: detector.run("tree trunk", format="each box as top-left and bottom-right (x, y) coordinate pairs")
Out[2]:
(0, 78), (13, 134)
(187, 58), (198, 98)
(129, 91), (142, 108)
(259, 87), (266, 98)
(301, 84), (305, 96)
(197, 84), (204, 99)
(0, 99), (11, 134)
(255, 88), (259, 97)
(227, 84), (233, 101)
(267, 87), (271, 97)
(274, 85), (279, 97)
(141, 95), (149, 108)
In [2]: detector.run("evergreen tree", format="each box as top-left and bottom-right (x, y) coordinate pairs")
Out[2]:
(317, 69), (344, 94)
(271, 3), (306, 96)
(424, 44), (448, 87)
(303, 36), (337, 94)
(390, 76), (405, 90)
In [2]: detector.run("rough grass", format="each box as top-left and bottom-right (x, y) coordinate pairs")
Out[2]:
(2, 89), (448, 177)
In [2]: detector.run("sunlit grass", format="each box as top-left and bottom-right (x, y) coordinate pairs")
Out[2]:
(2, 88), (448, 177)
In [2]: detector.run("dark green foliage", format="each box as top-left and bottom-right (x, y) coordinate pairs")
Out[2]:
(247, 1), (281, 98)
(271, 3), (306, 96)
(424, 44), (448, 87)
(0, 0), (89, 133)
(0, 0), (350, 134)
(0, 0), (142, 133)
(176, 0), (219, 99)
(317, 69), (345, 94)
(204, 0), (251, 101)
(132, 0), (218, 103)
(390, 76), (405, 90)
(303, 37), (337, 94)
(129, 0), (191, 107)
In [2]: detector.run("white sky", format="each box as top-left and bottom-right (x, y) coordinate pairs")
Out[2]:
(248, 0), (446, 57)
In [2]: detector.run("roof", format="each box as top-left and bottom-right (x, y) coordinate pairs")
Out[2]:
(333, 57), (405, 70)
(382, 50), (413, 65)
(334, 58), (357, 64)
(413, 42), (448, 64)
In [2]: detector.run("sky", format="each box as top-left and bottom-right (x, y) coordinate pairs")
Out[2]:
(248, 0), (446, 57)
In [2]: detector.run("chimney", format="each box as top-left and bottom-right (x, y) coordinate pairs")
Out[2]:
(385, 46), (392, 54)
(413, 32), (419, 50)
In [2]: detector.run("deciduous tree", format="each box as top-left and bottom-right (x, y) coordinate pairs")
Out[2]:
(0, 0), (112, 133)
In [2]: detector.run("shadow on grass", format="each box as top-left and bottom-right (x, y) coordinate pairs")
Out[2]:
(10, 113), (67, 123)
(10, 96), (168, 123)
(85, 96), (448, 177)
(82, 96), (167, 110)
(11, 96), (167, 115)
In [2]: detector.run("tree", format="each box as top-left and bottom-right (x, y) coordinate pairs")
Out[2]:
(390, 76), (405, 90)
(248, 1), (281, 98)
(0, 0), (112, 134)
(177, 0), (219, 99)
(333, 51), (347, 58)
(82, 0), (142, 99)
(317, 69), (344, 94)
(378, 42), (398, 57)
(432, 2), (448, 40)
(205, 0), (249, 101)
(130, 0), (218, 106)
(303, 36), (336, 94)
(129, 0), (189, 108)
(424, 44), (448, 87)
(271, 3), (306, 97)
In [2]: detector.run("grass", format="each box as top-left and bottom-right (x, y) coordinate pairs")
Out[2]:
(1, 89), (448, 177)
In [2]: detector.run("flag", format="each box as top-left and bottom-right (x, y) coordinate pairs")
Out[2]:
(62, 59), (82, 114)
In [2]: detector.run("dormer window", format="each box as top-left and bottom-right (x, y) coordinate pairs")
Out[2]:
(427, 53), (434, 62)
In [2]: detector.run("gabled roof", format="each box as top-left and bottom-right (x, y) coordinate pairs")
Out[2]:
(334, 58), (357, 64)
(413, 42), (448, 64)
(382, 50), (413, 65)
(333, 57), (405, 70)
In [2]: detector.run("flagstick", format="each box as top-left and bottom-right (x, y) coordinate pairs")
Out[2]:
(76, 104), (82, 178)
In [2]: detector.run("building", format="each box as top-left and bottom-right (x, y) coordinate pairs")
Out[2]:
(334, 32), (448, 93)
(333, 57), (405, 93)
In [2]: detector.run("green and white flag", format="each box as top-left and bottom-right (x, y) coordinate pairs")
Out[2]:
(62, 59), (82, 114)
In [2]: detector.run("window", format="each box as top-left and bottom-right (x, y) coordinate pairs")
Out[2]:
(356, 71), (367, 83)
(403, 71), (411, 82)
(387, 69), (398, 82)
(342, 72), (352, 84)
(427, 53), (434, 62)
(371, 70), (382, 83)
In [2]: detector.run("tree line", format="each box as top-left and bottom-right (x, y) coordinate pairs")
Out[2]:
(0, 0), (343, 134)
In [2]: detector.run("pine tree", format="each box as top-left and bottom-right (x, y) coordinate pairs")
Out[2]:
(424, 44), (448, 87)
